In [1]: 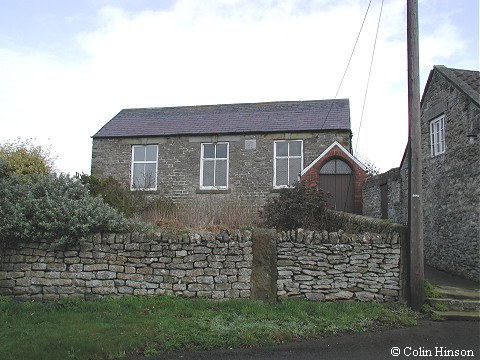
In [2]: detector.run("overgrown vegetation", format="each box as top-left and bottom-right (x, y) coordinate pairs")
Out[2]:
(261, 181), (328, 231)
(77, 177), (330, 232)
(0, 295), (417, 360)
(79, 174), (151, 218)
(421, 280), (445, 320)
(0, 174), (135, 247)
(146, 196), (261, 231)
(80, 174), (261, 231)
(0, 139), (135, 247)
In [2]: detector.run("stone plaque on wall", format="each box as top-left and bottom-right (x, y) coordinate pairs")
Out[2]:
(245, 139), (256, 150)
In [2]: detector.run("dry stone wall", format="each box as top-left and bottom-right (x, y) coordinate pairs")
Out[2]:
(276, 229), (402, 302)
(0, 217), (407, 302)
(0, 231), (253, 301)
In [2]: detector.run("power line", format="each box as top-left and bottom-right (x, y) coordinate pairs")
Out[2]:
(354, 0), (385, 155)
(341, 0), (384, 218)
(319, 0), (373, 131)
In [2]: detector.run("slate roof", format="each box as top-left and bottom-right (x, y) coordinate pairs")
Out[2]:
(93, 99), (351, 138)
(424, 66), (480, 107)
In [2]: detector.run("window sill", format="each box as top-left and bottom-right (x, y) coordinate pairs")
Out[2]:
(270, 187), (292, 193)
(196, 188), (231, 194)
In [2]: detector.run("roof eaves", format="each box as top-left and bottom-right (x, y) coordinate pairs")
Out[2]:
(92, 127), (351, 139)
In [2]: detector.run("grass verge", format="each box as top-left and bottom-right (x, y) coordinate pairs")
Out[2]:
(0, 295), (417, 360)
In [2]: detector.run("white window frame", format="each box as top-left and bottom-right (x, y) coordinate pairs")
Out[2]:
(200, 142), (229, 190)
(430, 115), (446, 156)
(273, 140), (303, 188)
(130, 144), (158, 190)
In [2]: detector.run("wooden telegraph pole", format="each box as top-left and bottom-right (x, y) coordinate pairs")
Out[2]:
(407, 0), (425, 310)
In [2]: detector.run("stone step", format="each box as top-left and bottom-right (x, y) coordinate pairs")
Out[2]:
(428, 297), (480, 312)
(436, 286), (480, 300)
(431, 310), (480, 321)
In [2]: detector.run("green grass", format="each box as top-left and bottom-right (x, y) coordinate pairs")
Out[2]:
(0, 296), (417, 360)
(424, 280), (441, 298)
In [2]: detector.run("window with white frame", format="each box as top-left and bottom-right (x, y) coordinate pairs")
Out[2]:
(274, 140), (303, 187)
(200, 142), (229, 189)
(131, 145), (158, 190)
(430, 115), (445, 156)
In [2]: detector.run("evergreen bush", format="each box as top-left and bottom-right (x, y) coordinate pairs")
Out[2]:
(0, 174), (134, 247)
(261, 181), (328, 231)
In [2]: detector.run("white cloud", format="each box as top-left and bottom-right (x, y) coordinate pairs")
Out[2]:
(0, 0), (476, 174)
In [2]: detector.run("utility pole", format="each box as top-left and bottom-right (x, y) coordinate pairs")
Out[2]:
(407, 0), (425, 311)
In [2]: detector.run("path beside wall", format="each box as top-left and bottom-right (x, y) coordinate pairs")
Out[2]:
(0, 214), (408, 302)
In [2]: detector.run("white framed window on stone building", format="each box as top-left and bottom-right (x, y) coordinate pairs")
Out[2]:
(131, 145), (158, 190)
(273, 140), (303, 188)
(430, 115), (445, 156)
(200, 142), (229, 189)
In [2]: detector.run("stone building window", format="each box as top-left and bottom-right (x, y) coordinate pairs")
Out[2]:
(131, 145), (158, 190)
(273, 140), (303, 188)
(200, 142), (229, 189)
(430, 115), (445, 156)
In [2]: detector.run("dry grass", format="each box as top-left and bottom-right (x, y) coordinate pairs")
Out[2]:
(138, 195), (262, 231)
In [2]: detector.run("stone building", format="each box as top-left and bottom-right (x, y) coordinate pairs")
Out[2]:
(91, 99), (366, 213)
(363, 65), (479, 280)
(361, 162), (407, 224)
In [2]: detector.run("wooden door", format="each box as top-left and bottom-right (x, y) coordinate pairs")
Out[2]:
(319, 158), (354, 213)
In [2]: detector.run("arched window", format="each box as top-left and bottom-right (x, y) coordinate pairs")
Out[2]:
(320, 158), (353, 174)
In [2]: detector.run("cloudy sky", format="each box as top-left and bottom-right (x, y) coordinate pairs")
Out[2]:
(0, 0), (478, 175)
